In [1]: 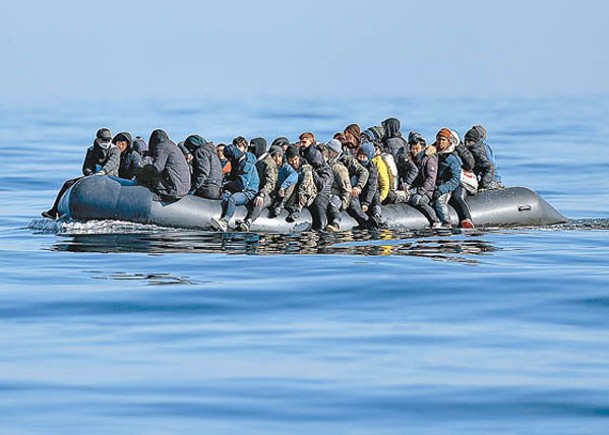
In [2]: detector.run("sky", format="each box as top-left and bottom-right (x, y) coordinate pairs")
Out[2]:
(1, 0), (608, 102)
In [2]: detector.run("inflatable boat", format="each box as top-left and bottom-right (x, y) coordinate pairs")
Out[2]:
(57, 176), (567, 232)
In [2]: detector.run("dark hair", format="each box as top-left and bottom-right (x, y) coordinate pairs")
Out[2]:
(232, 136), (247, 147)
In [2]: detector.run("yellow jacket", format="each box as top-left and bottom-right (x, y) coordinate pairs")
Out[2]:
(372, 155), (390, 202)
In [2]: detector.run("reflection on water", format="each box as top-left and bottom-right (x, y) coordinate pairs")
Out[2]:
(88, 271), (199, 285)
(46, 228), (499, 264)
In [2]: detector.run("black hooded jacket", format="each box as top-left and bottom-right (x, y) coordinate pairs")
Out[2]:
(137, 129), (191, 199)
(381, 118), (408, 158)
(184, 135), (222, 191)
(114, 132), (142, 180)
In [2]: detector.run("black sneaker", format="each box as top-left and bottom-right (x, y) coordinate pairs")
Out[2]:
(237, 219), (251, 232)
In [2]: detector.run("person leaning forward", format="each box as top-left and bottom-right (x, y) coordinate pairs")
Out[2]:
(41, 128), (119, 219)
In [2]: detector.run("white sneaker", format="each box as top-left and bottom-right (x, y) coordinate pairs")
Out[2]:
(211, 217), (228, 232)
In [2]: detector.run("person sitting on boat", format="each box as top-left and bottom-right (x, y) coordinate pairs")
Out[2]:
(347, 142), (382, 230)
(135, 129), (191, 202)
(183, 134), (222, 200)
(343, 124), (362, 156)
(237, 143), (281, 232)
(449, 129), (476, 228)
(464, 125), (502, 190)
(284, 146), (317, 223)
(113, 132), (142, 180)
(303, 145), (335, 231)
(216, 143), (231, 177)
(381, 117), (409, 159)
(268, 147), (299, 218)
(270, 136), (291, 163)
(402, 134), (441, 228)
(432, 128), (462, 228)
(210, 144), (259, 232)
(132, 136), (152, 164)
(297, 132), (317, 157)
(325, 139), (352, 232)
(41, 128), (119, 220)
(372, 142), (392, 206)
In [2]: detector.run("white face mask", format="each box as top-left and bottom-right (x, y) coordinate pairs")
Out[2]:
(97, 140), (111, 149)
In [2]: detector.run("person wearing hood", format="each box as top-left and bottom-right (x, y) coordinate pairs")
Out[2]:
(183, 134), (223, 200)
(132, 136), (152, 164)
(237, 141), (280, 232)
(347, 142), (382, 229)
(113, 132), (142, 180)
(42, 128), (119, 219)
(135, 129), (191, 201)
(210, 144), (259, 232)
(403, 134), (441, 227)
(381, 117), (409, 158)
(432, 128), (462, 227)
(325, 139), (351, 232)
(303, 145), (335, 231)
(464, 125), (501, 189)
(343, 124), (362, 156)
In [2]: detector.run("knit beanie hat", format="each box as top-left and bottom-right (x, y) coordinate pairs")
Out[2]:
(358, 142), (375, 161)
(407, 131), (423, 145)
(326, 139), (343, 155)
(344, 124), (362, 147)
(436, 128), (452, 140)
(464, 127), (482, 144)
(269, 145), (283, 156)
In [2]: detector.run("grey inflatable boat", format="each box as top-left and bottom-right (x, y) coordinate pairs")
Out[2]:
(57, 176), (567, 232)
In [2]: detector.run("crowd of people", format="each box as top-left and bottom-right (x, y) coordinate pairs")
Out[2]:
(42, 117), (503, 232)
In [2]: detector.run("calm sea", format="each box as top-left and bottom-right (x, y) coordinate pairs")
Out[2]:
(1, 96), (608, 434)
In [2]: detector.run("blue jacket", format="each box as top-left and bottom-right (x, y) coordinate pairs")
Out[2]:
(436, 148), (461, 196)
(223, 145), (260, 200)
(277, 163), (298, 191)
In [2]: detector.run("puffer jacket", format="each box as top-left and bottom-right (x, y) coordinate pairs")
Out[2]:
(82, 140), (120, 176)
(372, 155), (390, 202)
(184, 135), (223, 191)
(455, 142), (475, 172)
(396, 149), (419, 190)
(411, 146), (438, 198)
(468, 139), (497, 188)
(435, 143), (462, 196)
(115, 132), (142, 180)
(223, 145), (260, 200)
(381, 118), (409, 158)
(137, 129), (191, 199)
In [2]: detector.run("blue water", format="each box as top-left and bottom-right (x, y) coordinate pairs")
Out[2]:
(1, 96), (609, 434)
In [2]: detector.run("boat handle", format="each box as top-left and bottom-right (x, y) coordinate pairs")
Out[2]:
(518, 205), (532, 212)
